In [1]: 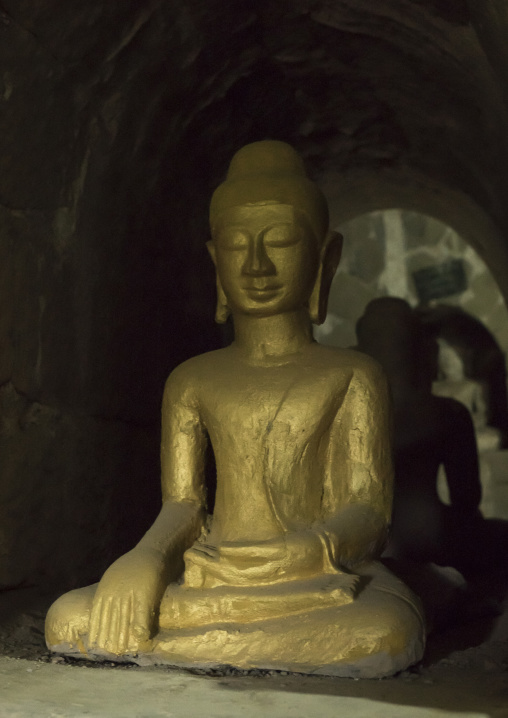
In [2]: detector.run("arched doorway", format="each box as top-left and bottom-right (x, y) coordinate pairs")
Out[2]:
(315, 208), (508, 363)
(315, 208), (508, 520)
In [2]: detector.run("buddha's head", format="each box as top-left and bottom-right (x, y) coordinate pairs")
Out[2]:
(208, 141), (342, 324)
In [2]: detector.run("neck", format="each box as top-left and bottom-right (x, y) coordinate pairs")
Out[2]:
(232, 309), (313, 362)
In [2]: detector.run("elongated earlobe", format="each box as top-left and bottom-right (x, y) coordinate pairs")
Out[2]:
(207, 240), (231, 324)
(308, 231), (343, 325)
(308, 267), (324, 324)
(215, 275), (231, 323)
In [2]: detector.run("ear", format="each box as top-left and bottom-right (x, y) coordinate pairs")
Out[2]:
(308, 231), (343, 325)
(206, 240), (217, 266)
(207, 240), (231, 324)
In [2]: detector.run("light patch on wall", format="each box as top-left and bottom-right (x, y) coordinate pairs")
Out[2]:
(2, 72), (12, 101)
(377, 209), (409, 299)
(52, 132), (94, 256)
(316, 209), (508, 365)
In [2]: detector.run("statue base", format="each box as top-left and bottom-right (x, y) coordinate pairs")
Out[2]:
(47, 562), (425, 679)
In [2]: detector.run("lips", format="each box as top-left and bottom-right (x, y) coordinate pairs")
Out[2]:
(244, 284), (282, 300)
(245, 284), (281, 293)
(243, 283), (282, 292)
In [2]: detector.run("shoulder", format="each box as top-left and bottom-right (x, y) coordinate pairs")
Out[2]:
(163, 348), (230, 405)
(313, 343), (387, 387)
(434, 394), (475, 428)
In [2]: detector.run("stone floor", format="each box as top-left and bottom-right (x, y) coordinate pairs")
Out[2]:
(0, 586), (507, 718)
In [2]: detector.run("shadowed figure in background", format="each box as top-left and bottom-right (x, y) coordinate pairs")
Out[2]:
(432, 337), (502, 453)
(356, 298), (485, 578)
(421, 304), (508, 449)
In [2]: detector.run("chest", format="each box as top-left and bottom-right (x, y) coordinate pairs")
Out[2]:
(199, 363), (350, 445)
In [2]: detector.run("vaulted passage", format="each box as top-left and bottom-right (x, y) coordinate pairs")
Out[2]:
(2, 0), (508, 590)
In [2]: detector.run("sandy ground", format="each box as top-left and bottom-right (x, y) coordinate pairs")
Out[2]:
(0, 584), (507, 717)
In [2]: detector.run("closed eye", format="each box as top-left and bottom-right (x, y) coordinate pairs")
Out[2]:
(263, 225), (301, 247)
(219, 230), (249, 251)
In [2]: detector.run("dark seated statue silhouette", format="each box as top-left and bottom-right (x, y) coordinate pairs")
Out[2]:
(356, 298), (483, 575)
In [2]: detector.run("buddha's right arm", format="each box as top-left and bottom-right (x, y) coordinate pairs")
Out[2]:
(134, 499), (206, 578)
(87, 500), (205, 654)
(88, 363), (207, 655)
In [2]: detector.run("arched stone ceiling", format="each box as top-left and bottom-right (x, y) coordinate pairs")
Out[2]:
(2, 0), (508, 414)
(2, 1), (507, 238)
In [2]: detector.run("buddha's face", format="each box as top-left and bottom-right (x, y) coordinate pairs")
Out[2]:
(210, 204), (320, 318)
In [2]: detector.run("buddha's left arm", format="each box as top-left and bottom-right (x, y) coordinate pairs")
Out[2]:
(320, 357), (393, 568)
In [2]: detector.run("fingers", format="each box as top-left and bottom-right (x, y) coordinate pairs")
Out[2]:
(132, 597), (152, 644)
(88, 596), (102, 648)
(108, 599), (120, 653)
(118, 595), (133, 654)
(89, 593), (138, 655)
(97, 595), (113, 649)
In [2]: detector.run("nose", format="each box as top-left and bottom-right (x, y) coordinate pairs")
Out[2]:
(242, 236), (276, 277)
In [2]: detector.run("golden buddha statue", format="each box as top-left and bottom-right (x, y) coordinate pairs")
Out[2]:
(46, 141), (425, 677)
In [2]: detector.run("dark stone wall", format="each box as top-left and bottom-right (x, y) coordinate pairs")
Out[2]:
(1, 0), (508, 589)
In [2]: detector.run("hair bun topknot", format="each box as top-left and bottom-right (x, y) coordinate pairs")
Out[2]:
(210, 140), (329, 243)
